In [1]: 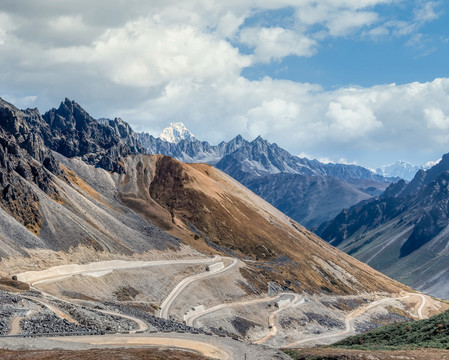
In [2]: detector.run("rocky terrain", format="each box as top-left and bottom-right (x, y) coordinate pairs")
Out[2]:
(317, 154), (449, 299)
(0, 97), (446, 358)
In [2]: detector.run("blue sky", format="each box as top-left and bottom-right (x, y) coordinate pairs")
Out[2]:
(1, 0), (449, 168)
(243, 2), (449, 89)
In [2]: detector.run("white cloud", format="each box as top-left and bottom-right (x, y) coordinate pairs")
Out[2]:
(326, 10), (379, 36)
(325, 97), (382, 139)
(0, 12), (15, 45)
(0, 1), (447, 167)
(246, 98), (300, 137)
(296, 2), (381, 37)
(414, 1), (441, 22)
(216, 12), (246, 38)
(240, 27), (317, 62)
(425, 107), (449, 130)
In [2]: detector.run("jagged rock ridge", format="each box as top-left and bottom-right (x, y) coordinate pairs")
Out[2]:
(0, 97), (178, 258)
(317, 154), (449, 299)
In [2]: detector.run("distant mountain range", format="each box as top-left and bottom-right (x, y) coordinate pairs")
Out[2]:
(136, 123), (396, 228)
(317, 154), (449, 299)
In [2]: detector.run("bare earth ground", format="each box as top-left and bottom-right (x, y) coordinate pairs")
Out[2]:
(0, 348), (209, 360)
(287, 347), (449, 360)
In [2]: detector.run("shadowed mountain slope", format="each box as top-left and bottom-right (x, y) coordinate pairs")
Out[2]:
(0, 97), (178, 264)
(317, 155), (449, 299)
(244, 173), (371, 229)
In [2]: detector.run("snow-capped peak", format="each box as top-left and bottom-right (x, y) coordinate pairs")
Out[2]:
(376, 161), (420, 181)
(422, 159), (441, 170)
(159, 122), (195, 143)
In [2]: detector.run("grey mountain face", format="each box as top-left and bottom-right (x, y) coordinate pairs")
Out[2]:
(137, 131), (394, 228)
(0, 97), (178, 258)
(37, 99), (143, 173)
(317, 154), (449, 299)
(244, 173), (371, 228)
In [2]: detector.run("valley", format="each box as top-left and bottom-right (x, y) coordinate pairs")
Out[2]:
(1, 97), (448, 359)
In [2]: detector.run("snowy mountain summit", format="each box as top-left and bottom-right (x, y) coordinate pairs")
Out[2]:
(376, 160), (420, 181)
(159, 122), (195, 143)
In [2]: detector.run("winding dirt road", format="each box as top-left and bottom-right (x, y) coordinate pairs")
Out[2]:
(185, 294), (281, 327)
(95, 308), (149, 333)
(52, 334), (231, 359)
(8, 317), (24, 336)
(159, 258), (239, 319)
(285, 293), (427, 348)
(23, 296), (77, 324)
(417, 293), (427, 318)
(253, 294), (304, 345)
(16, 256), (221, 286)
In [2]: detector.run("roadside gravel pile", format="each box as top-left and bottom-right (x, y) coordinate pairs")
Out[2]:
(0, 291), (22, 335)
(21, 290), (43, 298)
(103, 302), (207, 334)
(20, 313), (98, 335)
(0, 309), (13, 335)
(52, 300), (138, 333)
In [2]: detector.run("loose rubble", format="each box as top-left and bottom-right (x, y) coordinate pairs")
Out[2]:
(103, 302), (207, 334)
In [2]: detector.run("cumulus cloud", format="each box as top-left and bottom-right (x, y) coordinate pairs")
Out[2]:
(296, 2), (380, 37)
(240, 27), (317, 62)
(325, 98), (382, 139)
(0, 0), (447, 167)
(425, 107), (449, 130)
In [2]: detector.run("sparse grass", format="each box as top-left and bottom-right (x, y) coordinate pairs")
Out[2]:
(0, 277), (30, 292)
(114, 286), (140, 301)
(333, 309), (449, 350)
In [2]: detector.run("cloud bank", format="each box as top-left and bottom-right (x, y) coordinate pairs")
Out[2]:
(0, 0), (447, 166)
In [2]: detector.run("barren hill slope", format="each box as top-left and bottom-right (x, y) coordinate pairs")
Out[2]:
(113, 154), (405, 295)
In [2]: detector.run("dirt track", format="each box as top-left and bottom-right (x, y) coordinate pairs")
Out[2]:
(159, 257), (239, 319)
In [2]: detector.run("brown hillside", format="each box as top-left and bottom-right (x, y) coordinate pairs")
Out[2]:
(117, 155), (406, 295)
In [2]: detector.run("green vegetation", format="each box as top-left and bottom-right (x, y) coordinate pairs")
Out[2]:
(334, 309), (449, 350)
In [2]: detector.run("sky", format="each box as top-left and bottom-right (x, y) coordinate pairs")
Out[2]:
(1, 0), (449, 168)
